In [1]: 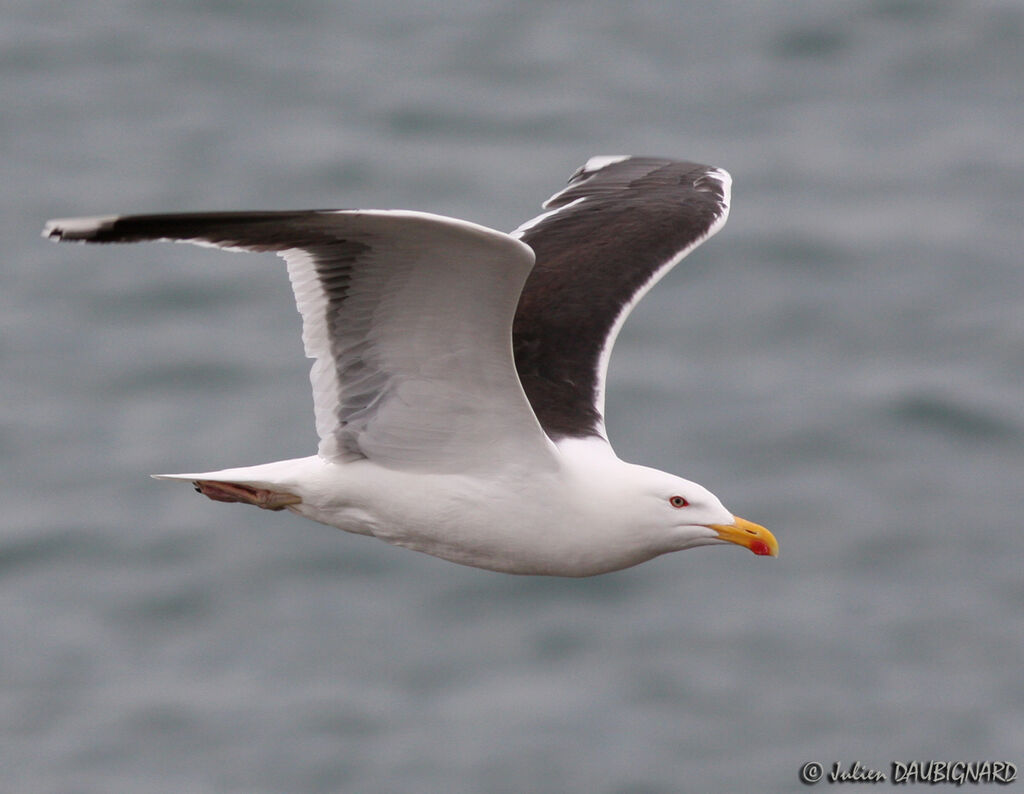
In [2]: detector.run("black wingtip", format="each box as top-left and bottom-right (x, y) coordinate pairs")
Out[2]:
(42, 215), (119, 243)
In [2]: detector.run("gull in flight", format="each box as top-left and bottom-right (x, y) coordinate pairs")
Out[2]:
(45, 155), (778, 576)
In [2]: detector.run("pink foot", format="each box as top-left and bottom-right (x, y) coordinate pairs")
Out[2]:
(193, 480), (301, 511)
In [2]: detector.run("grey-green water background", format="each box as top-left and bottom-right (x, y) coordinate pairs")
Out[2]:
(3, 1), (1022, 791)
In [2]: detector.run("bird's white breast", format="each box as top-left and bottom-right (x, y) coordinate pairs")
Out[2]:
(289, 453), (668, 576)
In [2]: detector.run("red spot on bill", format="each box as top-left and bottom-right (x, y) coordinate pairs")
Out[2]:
(751, 539), (772, 556)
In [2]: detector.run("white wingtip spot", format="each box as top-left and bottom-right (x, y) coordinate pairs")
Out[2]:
(705, 167), (733, 194)
(42, 215), (118, 241)
(714, 166), (733, 188)
(582, 155), (631, 173)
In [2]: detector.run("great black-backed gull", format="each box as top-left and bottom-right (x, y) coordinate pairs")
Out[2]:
(44, 155), (778, 576)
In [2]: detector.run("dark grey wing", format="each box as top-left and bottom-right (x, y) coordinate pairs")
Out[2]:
(46, 210), (557, 472)
(511, 156), (732, 441)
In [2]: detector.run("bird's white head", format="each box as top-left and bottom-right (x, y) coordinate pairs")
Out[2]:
(556, 439), (778, 571)
(648, 469), (777, 556)
(607, 459), (778, 559)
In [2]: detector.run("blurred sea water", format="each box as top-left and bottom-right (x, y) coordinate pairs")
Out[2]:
(2, 1), (1022, 791)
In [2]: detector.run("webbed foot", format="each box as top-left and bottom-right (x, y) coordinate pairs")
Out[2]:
(193, 480), (301, 511)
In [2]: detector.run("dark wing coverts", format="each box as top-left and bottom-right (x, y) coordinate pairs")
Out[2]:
(511, 156), (732, 440)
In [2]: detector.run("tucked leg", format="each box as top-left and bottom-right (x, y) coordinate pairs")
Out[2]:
(193, 480), (302, 511)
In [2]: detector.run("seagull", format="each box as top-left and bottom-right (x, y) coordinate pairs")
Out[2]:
(44, 155), (777, 576)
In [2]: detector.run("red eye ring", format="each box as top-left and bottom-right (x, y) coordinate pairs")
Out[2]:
(669, 496), (689, 508)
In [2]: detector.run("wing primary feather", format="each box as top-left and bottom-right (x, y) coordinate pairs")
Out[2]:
(512, 157), (732, 440)
(46, 209), (557, 472)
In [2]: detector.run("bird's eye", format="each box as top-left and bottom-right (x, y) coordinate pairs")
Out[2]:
(669, 496), (689, 508)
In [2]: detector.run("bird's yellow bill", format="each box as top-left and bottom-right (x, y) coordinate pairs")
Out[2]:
(708, 516), (778, 557)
